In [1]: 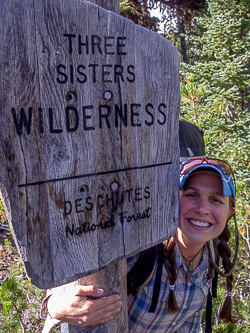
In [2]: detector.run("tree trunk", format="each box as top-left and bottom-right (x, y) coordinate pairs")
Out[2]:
(68, 259), (128, 333)
(179, 19), (188, 64)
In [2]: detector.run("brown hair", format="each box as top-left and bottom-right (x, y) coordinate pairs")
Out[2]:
(212, 196), (238, 323)
(163, 236), (180, 313)
(216, 222), (237, 322)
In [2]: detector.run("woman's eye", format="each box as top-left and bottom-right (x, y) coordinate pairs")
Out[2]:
(210, 197), (222, 204)
(186, 193), (197, 198)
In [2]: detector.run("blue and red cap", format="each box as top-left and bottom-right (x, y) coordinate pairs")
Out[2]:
(180, 157), (236, 201)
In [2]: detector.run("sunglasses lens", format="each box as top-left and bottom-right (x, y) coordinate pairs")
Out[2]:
(181, 158), (234, 180)
(180, 159), (203, 174)
(207, 159), (232, 176)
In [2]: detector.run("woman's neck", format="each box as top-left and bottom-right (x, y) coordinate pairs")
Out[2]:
(176, 229), (205, 272)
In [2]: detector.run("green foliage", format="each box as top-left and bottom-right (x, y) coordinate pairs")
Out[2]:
(0, 198), (7, 224)
(0, 271), (28, 332)
(180, 73), (206, 122)
(2, 271), (46, 332)
(0, 224), (47, 333)
(4, 238), (14, 254)
(120, 0), (134, 13)
(119, 0), (159, 31)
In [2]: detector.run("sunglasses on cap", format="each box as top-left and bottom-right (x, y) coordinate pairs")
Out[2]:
(180, 157), (236, 201)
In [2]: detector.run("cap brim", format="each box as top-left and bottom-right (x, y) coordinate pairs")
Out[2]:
(180, 164), (235, 201)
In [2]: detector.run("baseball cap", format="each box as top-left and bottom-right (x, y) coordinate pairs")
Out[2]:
(180, 157), (236, 201)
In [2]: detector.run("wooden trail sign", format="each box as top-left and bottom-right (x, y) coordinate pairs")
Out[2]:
(0, 0), (180, 289)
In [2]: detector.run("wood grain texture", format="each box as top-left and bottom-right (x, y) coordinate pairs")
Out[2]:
(0, 0), (180, 288)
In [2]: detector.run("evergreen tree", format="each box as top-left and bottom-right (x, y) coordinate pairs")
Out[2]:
(120, 0), (207, 62)
(120, 0), (159, 31)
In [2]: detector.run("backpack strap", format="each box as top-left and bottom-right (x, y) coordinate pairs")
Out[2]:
(205, 238), (219, 332)
(205, 290), (213, 333)
(148, 248), (165, 312)
(127, 245), (159, 297)
(212, 238), (220, 298)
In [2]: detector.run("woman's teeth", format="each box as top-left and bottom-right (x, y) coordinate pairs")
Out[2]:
(189, 219), (210, 227)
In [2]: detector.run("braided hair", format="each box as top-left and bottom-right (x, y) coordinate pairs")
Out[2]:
(163, 236), (180, 313)
(217, 222), (237, 323)
(206, 196), (238, 323)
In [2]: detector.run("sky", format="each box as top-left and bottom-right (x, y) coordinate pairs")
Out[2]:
(149, 5), (164, 32)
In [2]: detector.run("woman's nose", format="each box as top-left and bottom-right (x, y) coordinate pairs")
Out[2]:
(193, 198), (210, 215)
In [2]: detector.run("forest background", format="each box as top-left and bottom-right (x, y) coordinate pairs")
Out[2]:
(0, 0), (249, 332)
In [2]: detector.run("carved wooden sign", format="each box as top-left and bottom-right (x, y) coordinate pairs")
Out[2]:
(0, 0), (180, 288)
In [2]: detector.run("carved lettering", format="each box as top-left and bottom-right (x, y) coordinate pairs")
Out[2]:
(63, 186), (150, 215)
(63, 34), (127, 56)
(65, 215), (116, 238)
(12, 104), (166, 136)
(65, 206), (152, 238)
(56, 63), (135, 84)
(119, 207), (151, 224)
(11, 107), (32, 135)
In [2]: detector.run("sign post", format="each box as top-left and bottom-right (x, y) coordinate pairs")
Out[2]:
(0, 0), (180, 331)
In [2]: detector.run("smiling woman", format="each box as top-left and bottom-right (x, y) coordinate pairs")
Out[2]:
(43, 157), (239, 333)
(162, 158), (238, 324)
(179, 171), (232, 248)
(125, 158), (238, 331)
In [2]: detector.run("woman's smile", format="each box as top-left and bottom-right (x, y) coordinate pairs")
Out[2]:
(188, 219), (212, 228)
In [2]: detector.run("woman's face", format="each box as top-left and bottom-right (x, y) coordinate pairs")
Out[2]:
(179, 171), (232, 247)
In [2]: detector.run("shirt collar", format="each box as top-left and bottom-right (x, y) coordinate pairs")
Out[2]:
(175, 242), (210, 274)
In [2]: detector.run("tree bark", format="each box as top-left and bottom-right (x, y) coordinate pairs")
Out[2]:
(179, 19), (188, 64)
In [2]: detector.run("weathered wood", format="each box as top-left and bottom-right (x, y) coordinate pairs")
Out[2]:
(67, 3), (126, 333)
(0, 0), (180, 289)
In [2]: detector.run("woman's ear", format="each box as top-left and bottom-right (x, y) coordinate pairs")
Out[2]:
(227, 207), (235, 220)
